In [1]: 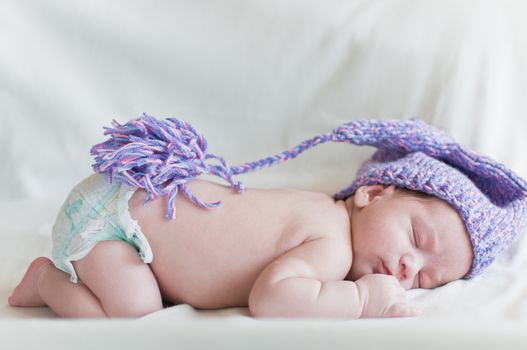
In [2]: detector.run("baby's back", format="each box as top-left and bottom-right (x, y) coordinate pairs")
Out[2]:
(128, 179), (349, 309)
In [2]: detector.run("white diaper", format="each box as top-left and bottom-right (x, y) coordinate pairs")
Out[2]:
(51, 173), (153, 283)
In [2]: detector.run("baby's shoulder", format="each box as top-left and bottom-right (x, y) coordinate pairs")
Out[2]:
(305, 191), (349, 223)
(289, 190), (351, 241)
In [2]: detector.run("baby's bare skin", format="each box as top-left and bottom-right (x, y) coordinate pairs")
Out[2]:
(10, 179), (470, 318)
(128, 179), (352, 309)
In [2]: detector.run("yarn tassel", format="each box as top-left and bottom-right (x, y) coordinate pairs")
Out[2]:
(91, 113), (244, 219)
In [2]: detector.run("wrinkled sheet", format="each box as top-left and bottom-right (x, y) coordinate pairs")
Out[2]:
(1, 0), (527, 349)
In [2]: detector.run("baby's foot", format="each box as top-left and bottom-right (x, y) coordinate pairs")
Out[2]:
(8, 257), (53, 307)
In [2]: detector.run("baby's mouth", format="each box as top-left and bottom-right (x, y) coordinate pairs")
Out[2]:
(379, 260), (393, 276)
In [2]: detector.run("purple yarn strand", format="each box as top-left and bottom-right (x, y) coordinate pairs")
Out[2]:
(230, 133), (337, 175)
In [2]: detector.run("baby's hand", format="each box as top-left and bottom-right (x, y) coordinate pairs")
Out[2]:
(355, 274), (420, 318)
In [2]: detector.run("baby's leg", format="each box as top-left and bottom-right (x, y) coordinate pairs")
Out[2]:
(72, 240), (163, 317)
(9, 257), (106, 317)
(10, 241), (163, 318)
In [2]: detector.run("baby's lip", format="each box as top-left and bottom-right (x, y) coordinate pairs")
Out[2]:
(380, 261), (393, 276)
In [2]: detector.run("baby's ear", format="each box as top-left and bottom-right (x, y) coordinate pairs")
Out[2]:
(354, 185), (394, 208)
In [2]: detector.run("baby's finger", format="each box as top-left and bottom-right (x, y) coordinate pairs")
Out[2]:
(399, 305), (421, 317)
(385, 303), (421, 318)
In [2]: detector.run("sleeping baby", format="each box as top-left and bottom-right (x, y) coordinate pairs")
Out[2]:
(8, 115), (527, 318)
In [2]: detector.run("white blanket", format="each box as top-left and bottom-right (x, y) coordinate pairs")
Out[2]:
(2, 1), (527, 349)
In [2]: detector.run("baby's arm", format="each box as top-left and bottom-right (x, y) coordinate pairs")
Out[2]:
(248, 237), (417, 318)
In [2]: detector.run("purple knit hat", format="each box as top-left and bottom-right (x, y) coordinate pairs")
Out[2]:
(91, 114), (527, 278)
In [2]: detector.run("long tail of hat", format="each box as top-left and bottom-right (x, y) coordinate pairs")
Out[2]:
(230, 118), (452, 174)
(233, 118), (527, 205)
(91, 114), (527, 219)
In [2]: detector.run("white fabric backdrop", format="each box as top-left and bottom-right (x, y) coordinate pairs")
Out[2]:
(2, 0), (526, 200)
(1, 1), (527, 349)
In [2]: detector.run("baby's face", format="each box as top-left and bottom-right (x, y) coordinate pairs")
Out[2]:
(346, 185), (473, 289)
